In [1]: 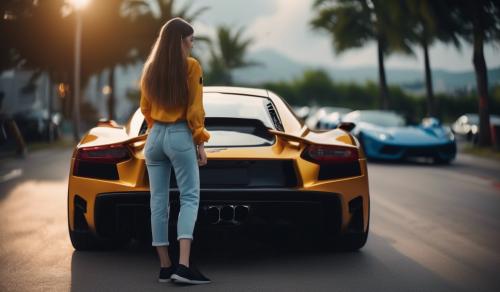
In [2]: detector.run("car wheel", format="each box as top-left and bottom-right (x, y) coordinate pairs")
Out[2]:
(339, 218), (369, 252)
(339, 201), (370, 252)
(69, 230), (102, 251)
(69, 230), (128, 251)
(322, 201), (370, 252)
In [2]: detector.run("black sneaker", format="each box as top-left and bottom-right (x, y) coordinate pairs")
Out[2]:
(158, 265), (176, 283)
(171, 264), (211, 285)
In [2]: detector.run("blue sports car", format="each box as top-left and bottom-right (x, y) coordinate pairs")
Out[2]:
(341, 110), (456, 163)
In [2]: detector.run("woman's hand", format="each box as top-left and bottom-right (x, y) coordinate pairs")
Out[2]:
(197, 143), (207, 166)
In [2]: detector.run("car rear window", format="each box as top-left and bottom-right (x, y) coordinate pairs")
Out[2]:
(204, 93), (274, 128)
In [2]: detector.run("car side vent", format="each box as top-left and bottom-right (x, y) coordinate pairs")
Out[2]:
(266, 102), (284, 131)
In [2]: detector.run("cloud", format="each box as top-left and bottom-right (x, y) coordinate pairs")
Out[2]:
(184, 0), (500, 71)
(246, 0), (379, 68)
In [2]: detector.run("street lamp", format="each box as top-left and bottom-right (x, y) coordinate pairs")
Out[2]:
(71, 0), (90, 142)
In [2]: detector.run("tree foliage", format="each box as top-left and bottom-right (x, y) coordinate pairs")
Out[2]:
(447, 0), (500, 146)
(311, 0), (406, 110)
(393, 0), (461, 117)
(205, 25), (257, 85)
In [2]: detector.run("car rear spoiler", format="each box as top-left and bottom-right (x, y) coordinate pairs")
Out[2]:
(268, 129), (310, 146)
(269, 128), (357, 148)
(126, 128), (310, 148)
(100, 120), (352, 150)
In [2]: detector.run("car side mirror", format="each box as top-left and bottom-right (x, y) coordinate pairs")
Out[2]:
(337, 122), (356, 132)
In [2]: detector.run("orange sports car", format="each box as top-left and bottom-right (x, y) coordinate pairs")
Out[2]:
(67, 86), (370, 251)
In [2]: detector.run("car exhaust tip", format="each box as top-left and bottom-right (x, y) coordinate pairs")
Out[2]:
(204, 205), (250, 225)
(220, 205), (235, 221)
(206, 206), (220, 224)
(234, 205), (250, 222)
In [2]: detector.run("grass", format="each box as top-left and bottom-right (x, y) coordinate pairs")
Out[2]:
(462, 144), (500, 161)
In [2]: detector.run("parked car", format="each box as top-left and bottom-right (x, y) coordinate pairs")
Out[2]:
(316, 107), (352, 130)
(67, 86), (370, 251)
(451, 113), (500, 143)
(306, 106), (351, 130)
(292, 105), (311, 120)
(342, 110), (456, 163)
(13, 110), (61, 141)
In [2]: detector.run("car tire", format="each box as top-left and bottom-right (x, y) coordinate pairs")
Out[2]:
(322, 202), (370, 252)
(339, 218), (369, 252)
(69, 230), (128, 251)
(69, 230), (102, 251)
(340, 201), (370, 252)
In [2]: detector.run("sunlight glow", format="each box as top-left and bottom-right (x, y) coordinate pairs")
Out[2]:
(71, 0), (91, 10)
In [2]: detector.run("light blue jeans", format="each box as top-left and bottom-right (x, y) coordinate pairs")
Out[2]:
(144, 121), (200, 246)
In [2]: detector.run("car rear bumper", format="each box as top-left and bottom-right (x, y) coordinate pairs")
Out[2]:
(70, 188), (368, 241)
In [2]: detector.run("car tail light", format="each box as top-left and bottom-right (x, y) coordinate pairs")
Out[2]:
(76, 144), (131, 163)
(73, 144), (131, 180)
(301, 145), (359, 164)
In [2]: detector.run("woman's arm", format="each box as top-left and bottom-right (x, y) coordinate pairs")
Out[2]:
(140, 94), (154, 129)
(186, 58), (210, 145)
(197, 143), (207, 166)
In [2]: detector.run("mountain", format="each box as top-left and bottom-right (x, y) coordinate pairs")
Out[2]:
(232, 49), (500, 93)
(232, 49), (305, 83)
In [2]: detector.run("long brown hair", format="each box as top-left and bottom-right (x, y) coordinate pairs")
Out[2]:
(140, 18), (194, 108)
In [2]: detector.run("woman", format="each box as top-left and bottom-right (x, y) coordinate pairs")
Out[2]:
(140, 17), (211, 285)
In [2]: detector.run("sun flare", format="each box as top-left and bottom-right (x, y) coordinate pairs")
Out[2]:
(70, 0), (90, 10)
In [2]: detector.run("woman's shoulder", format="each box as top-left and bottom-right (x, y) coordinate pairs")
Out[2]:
(187, 57), (201, 67)
(187, 57), (202, 73)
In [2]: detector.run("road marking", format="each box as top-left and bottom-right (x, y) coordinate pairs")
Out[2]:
(0, 168), (23, 183)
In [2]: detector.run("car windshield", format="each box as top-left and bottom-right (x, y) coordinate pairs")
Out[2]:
(344, 111), (406, 127)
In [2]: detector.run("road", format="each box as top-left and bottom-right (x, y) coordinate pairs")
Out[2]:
(0, 145), (499, 292)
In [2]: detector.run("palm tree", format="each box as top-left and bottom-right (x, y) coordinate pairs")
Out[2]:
(448, 0), (500, 146)
(394, 1), (460, 117)
(206, 25), (257, 85)
(311, 0), (404, 110)
(124, 0), (208, 61)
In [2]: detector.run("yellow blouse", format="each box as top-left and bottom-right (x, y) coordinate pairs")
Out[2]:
(140, 57), (210, 145)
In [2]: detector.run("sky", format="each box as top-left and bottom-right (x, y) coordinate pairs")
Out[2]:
(171, 0), (500, 72)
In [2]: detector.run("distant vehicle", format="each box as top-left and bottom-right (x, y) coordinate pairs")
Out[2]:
(292, 105), (311, 120)
(342, 110), (456, 163)
(317, 108), (352, 130)
(306, 106), (351, 130)
(451, 113), (500, 143)
(13, 110), (61, 141)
